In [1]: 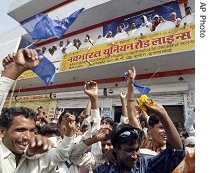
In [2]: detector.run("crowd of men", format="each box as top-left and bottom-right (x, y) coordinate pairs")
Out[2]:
(0, 47), (195, 173)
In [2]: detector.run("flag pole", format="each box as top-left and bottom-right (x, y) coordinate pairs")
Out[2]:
(8, 80), (17, 108)
(144, 68), (160, 87)
(25, 39), (40, 48)
(142, 68), (160, 94)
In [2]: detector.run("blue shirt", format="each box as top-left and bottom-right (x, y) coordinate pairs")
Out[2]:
(93, 143), (185, 173)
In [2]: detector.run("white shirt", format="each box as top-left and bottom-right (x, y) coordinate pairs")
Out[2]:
(0, 136), (75, 173)
(55, 108), (101, 173)
(0, 76), (101, 173)
(184, 111), (195, 136)
(56, 142), (105, 173)
(0, 76), (14, 112)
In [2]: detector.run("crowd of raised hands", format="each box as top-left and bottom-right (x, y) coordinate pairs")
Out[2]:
(0, 48), (194, 173)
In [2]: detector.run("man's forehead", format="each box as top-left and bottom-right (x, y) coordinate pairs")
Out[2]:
(10, 116), (35, 127)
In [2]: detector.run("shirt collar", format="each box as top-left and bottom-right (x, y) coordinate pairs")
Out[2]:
(0, 140), (15, 159)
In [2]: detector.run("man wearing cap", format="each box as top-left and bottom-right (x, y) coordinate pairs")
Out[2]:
(170, 12), (181, 27)
(139, 15), (152, 29)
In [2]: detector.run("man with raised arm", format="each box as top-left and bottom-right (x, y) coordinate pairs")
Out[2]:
(0, 48), (42, 111)
(0, 48), (77, 172)
(93, 67), (185, 173)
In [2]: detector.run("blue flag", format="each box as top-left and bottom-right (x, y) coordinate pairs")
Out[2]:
(21, 8), (85, 40)
(32, 53), (56, 86)
(133, 81), (151, 94)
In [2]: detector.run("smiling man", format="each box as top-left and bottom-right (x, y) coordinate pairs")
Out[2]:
(148, 114), (168, 152)
(0, 107), (38, 159)
(0, 106), (76, 173)
(0, 48), (76, 173)
(93, 121), (185, 173)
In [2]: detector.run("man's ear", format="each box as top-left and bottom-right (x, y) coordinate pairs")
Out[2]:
(148, 125), (152, 131)
(0, 127), (6, 138)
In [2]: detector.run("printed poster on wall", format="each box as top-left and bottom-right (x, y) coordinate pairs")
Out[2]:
(103, 1), (182, 36)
